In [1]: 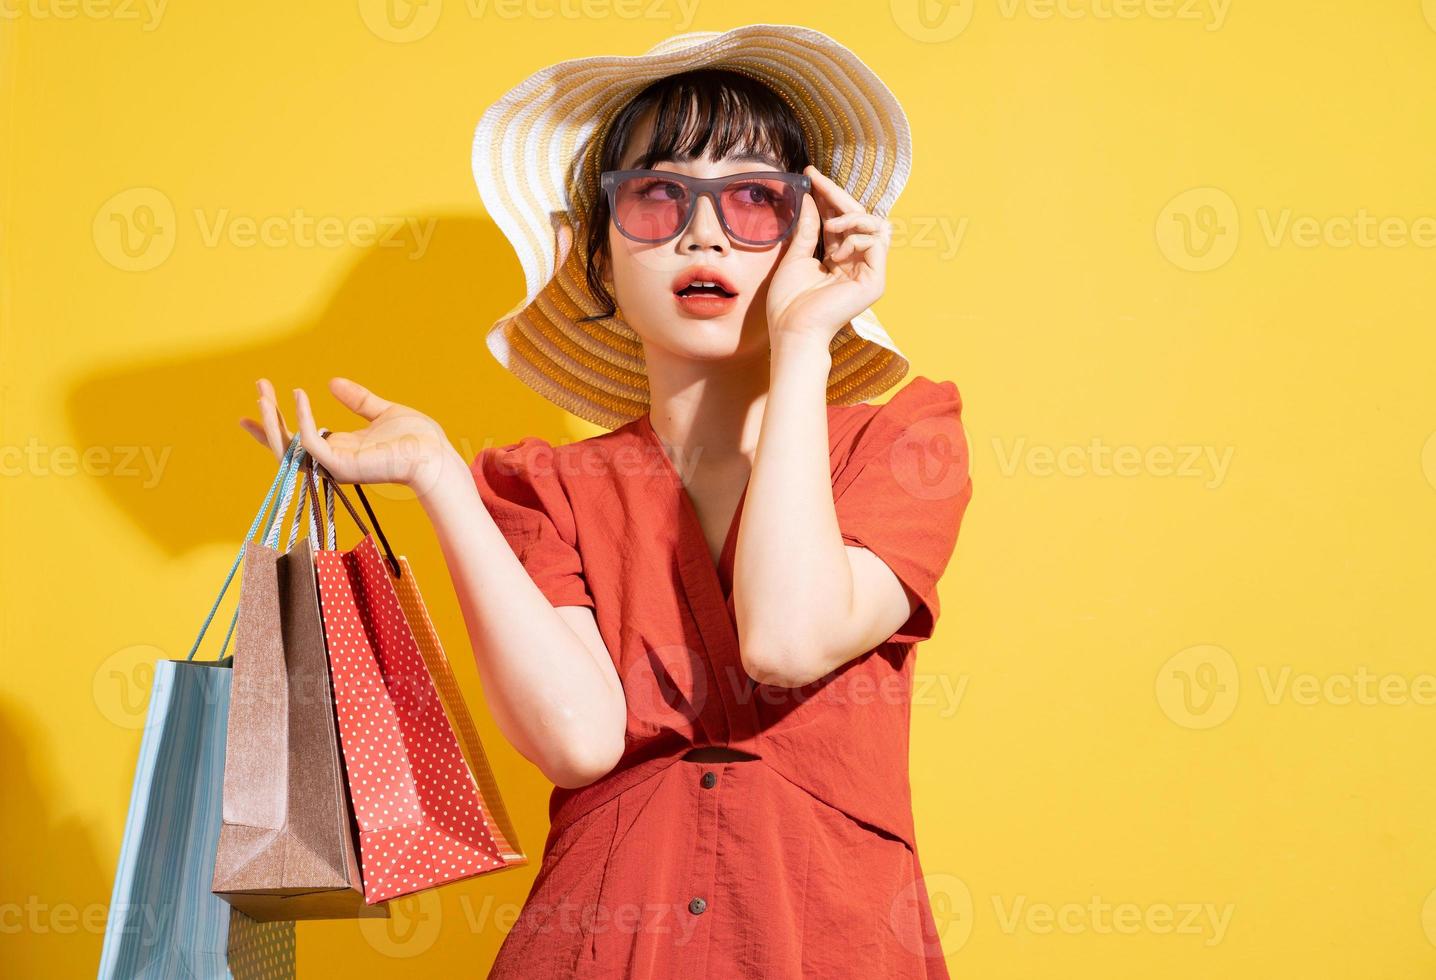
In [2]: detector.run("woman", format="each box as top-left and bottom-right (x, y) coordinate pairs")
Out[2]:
(240, 26), (973, 978)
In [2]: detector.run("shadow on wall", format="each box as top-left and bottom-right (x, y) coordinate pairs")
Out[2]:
(0, 701), (112, 977)
(56, 213), (579, 971)
(67, 212), (583, 553)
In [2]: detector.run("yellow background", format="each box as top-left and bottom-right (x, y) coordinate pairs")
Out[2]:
(5, 1), (1436, 976)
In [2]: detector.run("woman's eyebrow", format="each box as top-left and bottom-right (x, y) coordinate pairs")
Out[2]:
(627, 151), (785, 170)
(726, 152), (784, 168)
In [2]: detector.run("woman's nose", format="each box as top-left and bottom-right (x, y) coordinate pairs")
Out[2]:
(678, 193), (728, 251)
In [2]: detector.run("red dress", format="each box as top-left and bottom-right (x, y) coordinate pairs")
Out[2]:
(471, 375), (973, 978)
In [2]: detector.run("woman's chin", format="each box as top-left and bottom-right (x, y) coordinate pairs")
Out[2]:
(645, 323), (753, 361)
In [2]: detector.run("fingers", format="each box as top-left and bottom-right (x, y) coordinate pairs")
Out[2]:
(238, 417), (270, 452)
(821, 211), (885, 235)
(779, 192), (822, 265)
(829, 232), (879, 263)
(803, 165), (865, 217)
(329, 376), (393, 422)
(293, 387), (343, 475)
(255, 378), (294, 460)
(828, 230), (888, 286)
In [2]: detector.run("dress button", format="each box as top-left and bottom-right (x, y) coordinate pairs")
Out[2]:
(700, 771), (717, 789)
(689, 897), (707, 915)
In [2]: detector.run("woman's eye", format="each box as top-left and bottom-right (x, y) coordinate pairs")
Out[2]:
(730, 184), (774, 205)
(636, 179), (684, 200)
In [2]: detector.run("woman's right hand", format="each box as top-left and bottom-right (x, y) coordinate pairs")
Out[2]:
(239, 377), (457, 493)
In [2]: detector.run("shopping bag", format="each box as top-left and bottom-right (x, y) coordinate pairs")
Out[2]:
(98, 440), (302, 979)
(211, 445), (388, 921)
(306, 454), (517, 904)
(391, 558), (527, 870)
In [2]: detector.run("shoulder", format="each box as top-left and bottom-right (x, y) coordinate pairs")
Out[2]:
(829, 374), (965, 462)
(475, 420), (649, 494)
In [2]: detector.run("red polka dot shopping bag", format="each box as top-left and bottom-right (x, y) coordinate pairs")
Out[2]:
(306, 454), (528, 905)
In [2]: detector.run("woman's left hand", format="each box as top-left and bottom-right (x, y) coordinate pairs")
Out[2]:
(765, 164), (891, 350)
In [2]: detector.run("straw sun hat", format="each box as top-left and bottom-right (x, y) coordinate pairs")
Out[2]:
(470, 24), (915, 431)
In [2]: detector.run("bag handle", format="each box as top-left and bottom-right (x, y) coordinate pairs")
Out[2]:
(308, 441), (403, 580)
(185, 434), (308, 662)
(265, 441), (324, 556)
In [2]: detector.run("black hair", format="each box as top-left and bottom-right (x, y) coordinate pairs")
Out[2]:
(575, 68), (818, 324)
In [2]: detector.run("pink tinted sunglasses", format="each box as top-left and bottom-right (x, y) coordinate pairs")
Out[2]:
(600, 169), (812, 246)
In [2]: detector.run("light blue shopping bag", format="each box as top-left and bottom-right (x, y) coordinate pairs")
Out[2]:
(98, 436), (314, 979)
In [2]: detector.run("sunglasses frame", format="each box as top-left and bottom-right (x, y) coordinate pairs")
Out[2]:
(599, 168), (813, 246)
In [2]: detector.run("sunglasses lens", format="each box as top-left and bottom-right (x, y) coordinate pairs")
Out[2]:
(610, 174), (802, 244)
(612, 175), (690, 241)
(719, 178), (801, 243)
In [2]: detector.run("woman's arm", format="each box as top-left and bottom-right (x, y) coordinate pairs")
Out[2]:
(418, 446), (627, 789)
(735, 167), (918, 687)
(259, 376), (627, 791)
(733, 338), (917, 688)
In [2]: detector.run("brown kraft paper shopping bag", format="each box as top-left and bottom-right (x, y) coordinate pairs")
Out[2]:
(212, 452), (389, 920)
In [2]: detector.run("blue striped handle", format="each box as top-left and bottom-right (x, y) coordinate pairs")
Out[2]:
(184, 434), (308, 662)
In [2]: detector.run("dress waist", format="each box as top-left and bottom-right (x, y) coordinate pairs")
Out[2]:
(680, 745), (761, 762)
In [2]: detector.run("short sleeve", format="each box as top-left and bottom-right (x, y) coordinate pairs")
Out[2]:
(471, 436), (596, 610)
(833, 376), (973, 645)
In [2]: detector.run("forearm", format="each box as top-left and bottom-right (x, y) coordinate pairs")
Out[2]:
(415, 446), (625, 787)
(733, 337), (856, 686)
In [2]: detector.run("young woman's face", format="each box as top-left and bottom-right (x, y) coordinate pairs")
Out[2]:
(604, 108), (802, 367)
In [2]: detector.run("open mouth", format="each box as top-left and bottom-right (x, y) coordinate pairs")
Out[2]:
(675, 281), (738, 298)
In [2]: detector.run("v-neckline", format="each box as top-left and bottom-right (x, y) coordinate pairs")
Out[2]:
(638, 412), (750, 598)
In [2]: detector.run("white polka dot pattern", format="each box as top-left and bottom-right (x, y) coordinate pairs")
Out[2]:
(391, 555), (528, 867)
(313, 533), (506, 904)
(225, 907), (296, 978)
